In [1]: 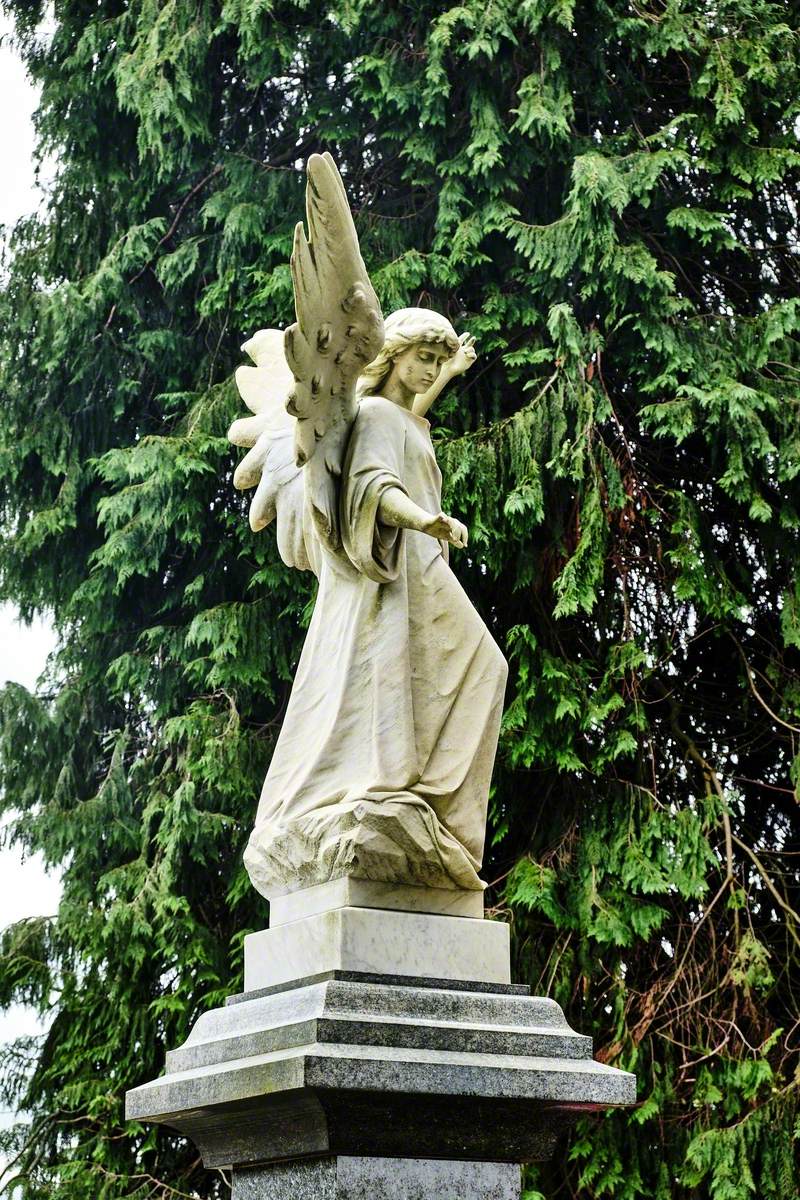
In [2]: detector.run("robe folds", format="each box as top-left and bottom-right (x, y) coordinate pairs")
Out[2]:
(244, 395), (508, 897)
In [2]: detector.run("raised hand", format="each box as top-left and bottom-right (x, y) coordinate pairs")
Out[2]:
(447, 332), (477, 377)
(412, 332), (478, 418)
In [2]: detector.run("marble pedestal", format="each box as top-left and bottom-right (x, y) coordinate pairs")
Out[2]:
(243, 903), (510, 990)
(125, 882), (635, 1197)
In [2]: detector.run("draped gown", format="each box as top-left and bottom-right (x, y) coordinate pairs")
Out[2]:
(243, 395), (508, 897)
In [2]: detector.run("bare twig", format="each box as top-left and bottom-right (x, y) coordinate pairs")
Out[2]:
(731, 633), (800, 735)
(128, 164), (224, 287)
(732, 833), (800, 950)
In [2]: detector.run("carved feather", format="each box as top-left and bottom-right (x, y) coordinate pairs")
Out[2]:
(285, 152), (384, 547)
(227, 328), (308, 567)
(227, 155), (383, 565)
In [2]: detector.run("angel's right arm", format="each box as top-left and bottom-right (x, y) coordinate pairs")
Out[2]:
(378, 487), (468, 549)
(412, 333), (477, 419)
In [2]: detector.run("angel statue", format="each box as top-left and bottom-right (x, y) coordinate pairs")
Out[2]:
(228, 154), (508, 898)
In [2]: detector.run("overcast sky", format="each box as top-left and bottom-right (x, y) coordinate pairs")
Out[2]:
(0, 12), (62, 1150)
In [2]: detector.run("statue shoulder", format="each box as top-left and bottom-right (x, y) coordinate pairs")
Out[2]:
(356, 394), (406, 428)
(346, 396), (407, 468)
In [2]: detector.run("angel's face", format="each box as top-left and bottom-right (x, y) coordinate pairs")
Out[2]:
(390, 341), (452, 396)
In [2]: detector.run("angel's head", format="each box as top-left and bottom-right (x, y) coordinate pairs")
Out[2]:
(357, 307), (460, 399)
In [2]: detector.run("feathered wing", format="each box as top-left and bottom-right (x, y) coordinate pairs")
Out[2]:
(228, 328), (313, 572)
(284, 152), (385, 550)
(228, 154), (383, 565)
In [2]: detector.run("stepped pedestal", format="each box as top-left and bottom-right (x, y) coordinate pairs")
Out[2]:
(126, 881), (635, 1198)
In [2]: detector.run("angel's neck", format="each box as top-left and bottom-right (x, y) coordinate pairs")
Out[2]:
(380, 375), (415, 411)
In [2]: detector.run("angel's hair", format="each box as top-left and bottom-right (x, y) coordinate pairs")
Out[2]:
(357, 307), (460, 397)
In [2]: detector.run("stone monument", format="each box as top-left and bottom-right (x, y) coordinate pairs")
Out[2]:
(126, 154), (635, 1198)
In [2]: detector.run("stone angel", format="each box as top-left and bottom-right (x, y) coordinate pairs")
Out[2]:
(228, 154), (507, 900)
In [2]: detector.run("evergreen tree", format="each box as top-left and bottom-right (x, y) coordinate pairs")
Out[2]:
(1, 1), (798, 1197)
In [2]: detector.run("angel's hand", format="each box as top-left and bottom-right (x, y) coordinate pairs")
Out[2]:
(424, 511), (469, 549)
(446, 332), (477, 378)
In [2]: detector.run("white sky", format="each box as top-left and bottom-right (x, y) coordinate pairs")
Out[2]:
(0, 16), (42, 230)
(0, 13), (62, 1152)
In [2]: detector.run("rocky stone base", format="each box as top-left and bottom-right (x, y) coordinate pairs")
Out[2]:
(244, 797), (485, 896)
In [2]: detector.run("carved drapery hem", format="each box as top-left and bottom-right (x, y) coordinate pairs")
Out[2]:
(244, 796), (485, 898)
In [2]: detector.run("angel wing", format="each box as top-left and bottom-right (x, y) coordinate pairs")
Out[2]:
(228, 328), (313, 572)
(284, 152), (384, 549)
(228, 154), (383, 563)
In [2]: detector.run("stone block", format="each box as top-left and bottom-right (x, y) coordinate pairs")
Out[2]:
(243, 907), (510, 991)
(232, 1156), (521, 1199)
(269, 877), (484, 925)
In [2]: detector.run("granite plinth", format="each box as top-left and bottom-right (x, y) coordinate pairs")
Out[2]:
(269, 878), (484, 925)
(125, 973), (636, 1169)
(243, 906), (510, 991)
(232, 1156), (521, 1199)
(226, 969), (531, 1005)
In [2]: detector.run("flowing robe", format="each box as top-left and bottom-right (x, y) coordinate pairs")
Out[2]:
(244, 395), (508, 897)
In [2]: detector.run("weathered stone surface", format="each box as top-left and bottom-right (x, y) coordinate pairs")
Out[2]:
(164, 978), (592, 1075)
(125, 973), (635, 1169)
(226, 969), (530, 1006)
(232, 1156), (521, 1199)
(230, 158), (510, 901)
(243, 907), (510, 991)
(269, 877), (484, 924)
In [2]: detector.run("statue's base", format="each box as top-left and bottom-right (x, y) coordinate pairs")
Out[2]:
(232, 1155), (520, 1199)
(125, 969), (633, 1170)
(125, 884), (635, 1196)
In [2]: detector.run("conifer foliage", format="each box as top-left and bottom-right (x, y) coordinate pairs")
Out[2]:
(1, 1), (799, 1196)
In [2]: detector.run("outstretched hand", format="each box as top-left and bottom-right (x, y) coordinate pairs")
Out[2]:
(424, 511), (469, 549)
